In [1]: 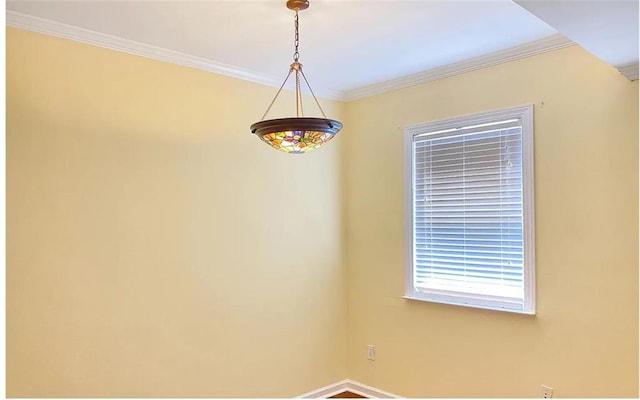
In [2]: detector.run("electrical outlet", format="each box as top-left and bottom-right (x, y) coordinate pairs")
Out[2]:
(367, 345), (375, 361)
(541, 385), (553, 398)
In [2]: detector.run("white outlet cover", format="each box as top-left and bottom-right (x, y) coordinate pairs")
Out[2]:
(541, 385), (553, 398)
(367, 345), (375, 361)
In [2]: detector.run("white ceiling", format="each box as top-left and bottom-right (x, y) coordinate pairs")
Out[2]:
(6, 1), (638, 101)
(515, 0), (638, 68)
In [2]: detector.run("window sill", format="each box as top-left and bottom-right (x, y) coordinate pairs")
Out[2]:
(402, 294), (536, 315)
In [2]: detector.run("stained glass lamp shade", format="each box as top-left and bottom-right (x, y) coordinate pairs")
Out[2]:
(251, 117), (342, 154)
(250, 0), (343, 154)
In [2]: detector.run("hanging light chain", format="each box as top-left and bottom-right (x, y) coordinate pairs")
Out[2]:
(293, 10), (300, 62)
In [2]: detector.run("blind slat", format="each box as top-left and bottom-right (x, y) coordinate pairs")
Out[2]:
(412, 123), (525, 301)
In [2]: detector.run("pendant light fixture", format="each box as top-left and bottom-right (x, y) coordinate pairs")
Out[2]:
(250, 0), (343, 154)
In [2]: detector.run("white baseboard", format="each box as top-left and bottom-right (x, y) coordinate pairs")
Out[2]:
(297, 379), (400, 398)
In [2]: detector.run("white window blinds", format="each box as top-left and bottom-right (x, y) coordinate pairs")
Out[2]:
(404, 106), (535, 314)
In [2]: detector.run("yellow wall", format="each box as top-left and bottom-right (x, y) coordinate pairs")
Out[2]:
(7, 25), (639, 399)
(343, 46), (638, 397)
(6, 27), (347, 397)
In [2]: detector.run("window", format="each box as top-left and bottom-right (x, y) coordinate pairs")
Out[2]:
(403, 105), (535, 314)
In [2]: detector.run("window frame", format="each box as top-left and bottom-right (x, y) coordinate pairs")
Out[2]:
(403, 105), (536, 314)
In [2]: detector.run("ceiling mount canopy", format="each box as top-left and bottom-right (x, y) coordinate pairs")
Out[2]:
(250, 0), (343, 154)
(286, 0), (309, 11)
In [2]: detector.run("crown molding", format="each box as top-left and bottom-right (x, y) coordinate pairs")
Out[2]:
(6, 10), (345, 101)
(342, 34), (575, 102)
(7, 11), (576, 102)
(616, 62), (639, 81)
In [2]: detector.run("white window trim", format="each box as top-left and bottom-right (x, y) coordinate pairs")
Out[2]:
(403, 105), (536, 315)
